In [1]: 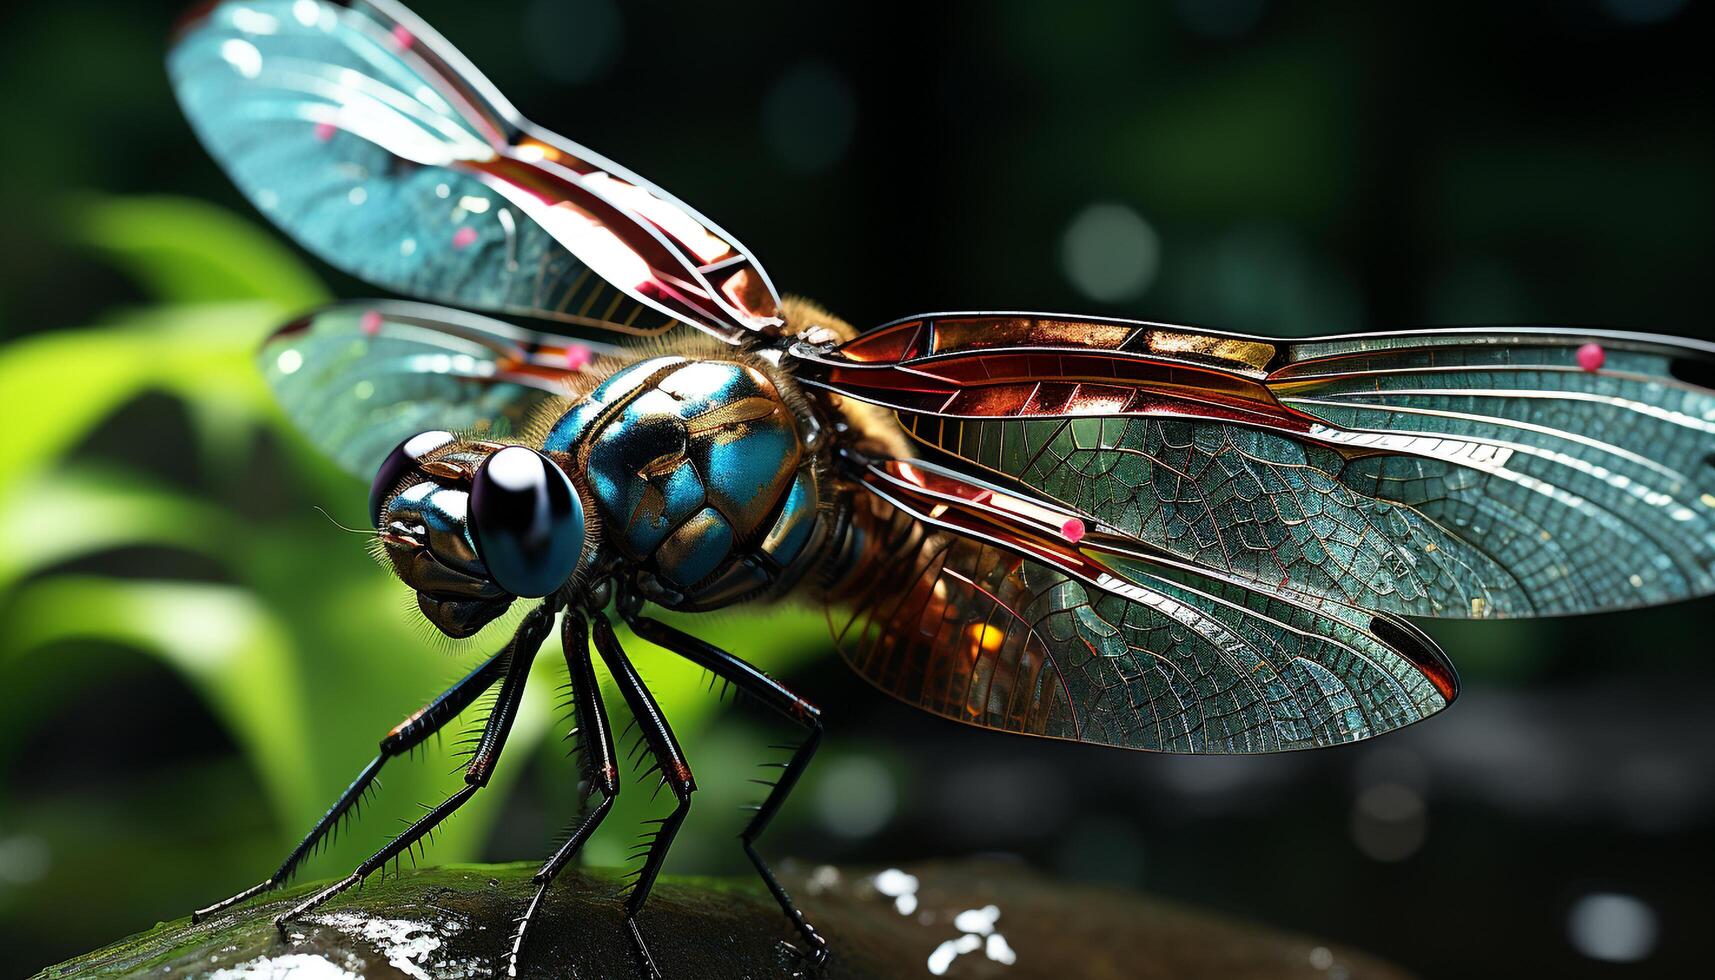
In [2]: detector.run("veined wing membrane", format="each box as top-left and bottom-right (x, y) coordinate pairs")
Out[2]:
(1274, 329), (1715, 616)
(795, 314), (1715, 618)
(262, 301), (617, 477)
(170, 0), (780, 342)
(830, 458), (1454, 753)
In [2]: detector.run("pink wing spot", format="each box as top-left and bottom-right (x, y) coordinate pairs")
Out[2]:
(1060, 518), (1086, 543)
(452, 226), (478, 250)
(563, 344), (594, 370)
(313, 121), (337, 143)
(1576, 342), (1606, 372)
(360, 310), (384, 336)
(390, 24), (415, 50)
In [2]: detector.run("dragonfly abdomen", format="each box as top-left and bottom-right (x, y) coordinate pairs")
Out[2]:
(543, 352), (829, 611)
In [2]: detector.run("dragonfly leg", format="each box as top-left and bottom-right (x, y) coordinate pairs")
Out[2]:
(625, 612), (827, 964)
(273, 597), (559, 936)
(591, 615), (693, 979)
(507, 610), (621, 977)
(191, 645), (512, 922)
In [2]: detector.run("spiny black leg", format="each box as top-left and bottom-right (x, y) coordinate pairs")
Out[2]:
(275, 783), (481, 931)
(274, 598), (559, 935)
(508, 611), (621, 977)
(591, 615), (693, 979)
(625, 612), (827, 963)
(191, 647), (512, 922)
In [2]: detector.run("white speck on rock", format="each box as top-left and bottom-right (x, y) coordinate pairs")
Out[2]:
(929, 903), (1017, 974)
(311, 910), (488, 979)
(872, 868), (920, 916)
(927, 939), (957, 975)
(208, 953), (362, 979)
(313, 912), (440, 979)
(872, 868), (917, 897)
(952, 905), (1000, 935)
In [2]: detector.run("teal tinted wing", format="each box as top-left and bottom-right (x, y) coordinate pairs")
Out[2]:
(830, 463), (1454, 753)
(1271, 329), (1715, 616)
(261, 301), (615, 477)
(794, 315), (1715, 618)
(170, 0), (780, 342)
(946, 417), (1529, 618)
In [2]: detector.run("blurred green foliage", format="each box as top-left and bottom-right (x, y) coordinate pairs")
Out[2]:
(0, 195), (830, 962)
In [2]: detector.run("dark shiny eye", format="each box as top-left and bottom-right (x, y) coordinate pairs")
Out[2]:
(370, 430), (457, 526)
(469, 446), (586, 597)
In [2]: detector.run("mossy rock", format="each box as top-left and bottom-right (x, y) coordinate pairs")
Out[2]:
(37, 860), (1410, 979)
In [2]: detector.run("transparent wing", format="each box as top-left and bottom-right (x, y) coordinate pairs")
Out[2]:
(829, 458), (1455, 753)
(794, 314), (1715, 618)
(171, 0), (781, 342)
(261, 300), (616, 477)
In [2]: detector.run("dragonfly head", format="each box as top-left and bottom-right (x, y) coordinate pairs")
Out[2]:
(370, 431), (592, 637)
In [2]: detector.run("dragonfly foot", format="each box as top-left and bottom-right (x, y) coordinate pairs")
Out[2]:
(624, 915), (662, 979)
(778, 937), (831, 976)
(273, 872), (359, 938)
(191, 878), (273, 924)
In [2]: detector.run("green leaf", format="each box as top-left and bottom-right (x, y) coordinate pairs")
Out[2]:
(68, 195), (327, 309)
(0, 301), (284, 498)
(0, 465), (231, 596)
(2, 576), (314, 823)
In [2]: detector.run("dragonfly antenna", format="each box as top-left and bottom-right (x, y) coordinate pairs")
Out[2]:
(315, 506), (380, 535)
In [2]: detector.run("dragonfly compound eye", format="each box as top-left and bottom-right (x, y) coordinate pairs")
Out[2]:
(469, 446), (586, 598)
(370, 429), (456, 526)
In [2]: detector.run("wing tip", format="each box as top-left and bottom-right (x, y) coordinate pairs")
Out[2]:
(168, 1), (217, 45)
(1369, 614), (1460, 705)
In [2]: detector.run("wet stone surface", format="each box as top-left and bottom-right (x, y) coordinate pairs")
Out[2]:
(37, 860), (1412, 979)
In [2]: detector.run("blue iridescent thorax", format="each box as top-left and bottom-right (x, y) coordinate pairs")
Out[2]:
(546, 356), (822, 609)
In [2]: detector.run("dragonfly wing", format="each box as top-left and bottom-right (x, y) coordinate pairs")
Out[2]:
(261, 300), (617, 478)
(170, 0), (780, 342)
(830, 459), (1455, 753)
(1273, 329), (1715, 615)
(795, 314), (1715, 618)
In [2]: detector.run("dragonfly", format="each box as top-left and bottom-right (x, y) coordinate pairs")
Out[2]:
(170, 0), (1715, 974)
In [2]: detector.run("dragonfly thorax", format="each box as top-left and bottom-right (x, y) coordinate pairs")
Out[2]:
(545, 354), (825, 611)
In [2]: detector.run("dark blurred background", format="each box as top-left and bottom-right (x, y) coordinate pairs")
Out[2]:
(2, 0), (1711, 977)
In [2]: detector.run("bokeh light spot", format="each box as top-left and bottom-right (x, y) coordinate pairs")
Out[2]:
(814, 754), (896, 838)
(1349, 781), (1426, 862)
(1173, 0), (1268, 39)
(1053, 813), (1146, 885)
(1568, 892), (1658, 962)
(1599, 0), (1685, 25)
(1061, 202), (1160, 303)
(762, 62), (856, 174)
(0, 834), (51, 885)
(523, 0), (623, 85)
